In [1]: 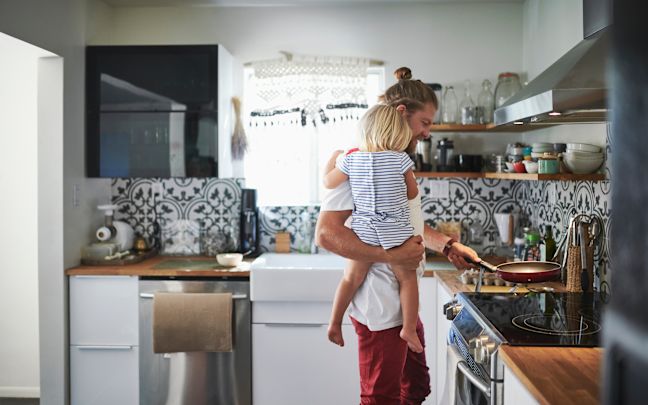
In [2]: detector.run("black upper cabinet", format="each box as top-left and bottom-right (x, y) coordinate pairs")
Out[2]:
(86, 45), (230, 178)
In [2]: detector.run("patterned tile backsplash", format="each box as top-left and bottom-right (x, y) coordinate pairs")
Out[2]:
(110, 139), (611, 290)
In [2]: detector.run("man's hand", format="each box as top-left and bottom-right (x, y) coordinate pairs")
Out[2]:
(446, 242), (480, 270)
(385, 235), (425, 271)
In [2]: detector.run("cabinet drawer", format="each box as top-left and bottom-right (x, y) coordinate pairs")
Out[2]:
(70, 276), (138, 345)
(70, 345), (139, 405)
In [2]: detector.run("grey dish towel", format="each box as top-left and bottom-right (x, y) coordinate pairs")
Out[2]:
(153, 292), (233, 353)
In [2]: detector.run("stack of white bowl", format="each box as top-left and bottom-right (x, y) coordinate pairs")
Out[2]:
(563, 143), (604, 174)
(531, 143), (553, 159)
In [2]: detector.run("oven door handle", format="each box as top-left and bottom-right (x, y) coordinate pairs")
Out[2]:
(457, 361), (491, 397)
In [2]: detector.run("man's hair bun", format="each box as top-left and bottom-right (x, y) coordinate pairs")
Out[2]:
(394, 67), (412, 80)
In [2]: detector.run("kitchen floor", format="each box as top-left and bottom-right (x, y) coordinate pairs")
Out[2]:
(0, 399), (39, 405)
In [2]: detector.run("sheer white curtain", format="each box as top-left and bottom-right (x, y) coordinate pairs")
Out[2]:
(243, 56), (383, 206)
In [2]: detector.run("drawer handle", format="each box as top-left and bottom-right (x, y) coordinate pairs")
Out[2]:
(139, 293), (247, 300)
(78, 345), (133, 351)
(264, 323), (324, 328)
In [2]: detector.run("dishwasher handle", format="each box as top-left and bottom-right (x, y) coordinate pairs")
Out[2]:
(139, 293), (247, 299)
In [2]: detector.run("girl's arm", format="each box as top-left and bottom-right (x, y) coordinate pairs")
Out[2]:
(323, 168), (348, 189)
(404, 169), (419, 199)
(324, 150), (344, 175)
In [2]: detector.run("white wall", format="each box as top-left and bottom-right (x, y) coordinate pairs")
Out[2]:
(521, 0), (606, 147)
(0, 1), (110, 403)
(88, 2), (524, 95)
(0, 32), (49, 399)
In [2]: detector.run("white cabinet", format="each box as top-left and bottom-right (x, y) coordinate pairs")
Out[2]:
(70, 345), (139, 405)
(252, 323), (359, 405)
(435, 281), (453, 405)
(69, 275), (139, 405)
(419, 277), (437, 405)
(504, 365), (540, 405)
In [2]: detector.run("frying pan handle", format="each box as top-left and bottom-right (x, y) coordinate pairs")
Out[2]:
(467, 258), (498, 273)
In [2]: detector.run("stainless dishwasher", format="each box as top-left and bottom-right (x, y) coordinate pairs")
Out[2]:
(139, 278), (251, 405)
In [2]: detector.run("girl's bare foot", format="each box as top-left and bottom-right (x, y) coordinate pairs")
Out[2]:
(328, 323), (345, 347)
(400, 328), (423, 353)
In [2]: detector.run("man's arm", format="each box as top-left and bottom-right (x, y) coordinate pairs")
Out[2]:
(315, 210), (424, 269)
(423, 224), (480, 269)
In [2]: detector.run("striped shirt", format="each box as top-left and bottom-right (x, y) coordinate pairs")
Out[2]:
(337, 150), (415, 249)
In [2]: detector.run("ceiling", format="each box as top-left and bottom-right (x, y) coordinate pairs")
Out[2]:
(101, 0), (524, 8)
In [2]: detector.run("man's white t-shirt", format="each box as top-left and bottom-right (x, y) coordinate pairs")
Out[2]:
(320, 178), (425, 331)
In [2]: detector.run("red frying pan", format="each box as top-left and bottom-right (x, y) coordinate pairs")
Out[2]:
(472, 260), (561, 283)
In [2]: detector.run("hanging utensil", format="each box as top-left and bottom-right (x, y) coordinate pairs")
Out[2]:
(580, 221), (590, 292)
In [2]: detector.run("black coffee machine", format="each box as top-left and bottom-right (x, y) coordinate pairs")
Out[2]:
(239, 188), (259, 257)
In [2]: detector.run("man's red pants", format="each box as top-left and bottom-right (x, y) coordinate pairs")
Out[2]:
(351, 317), (431, 405)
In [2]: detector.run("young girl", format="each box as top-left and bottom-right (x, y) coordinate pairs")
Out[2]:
(323, 101), (424, 353)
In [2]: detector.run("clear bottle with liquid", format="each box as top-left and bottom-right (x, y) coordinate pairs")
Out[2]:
(477, 79), (494, 124)
(441, 86), (458, 124)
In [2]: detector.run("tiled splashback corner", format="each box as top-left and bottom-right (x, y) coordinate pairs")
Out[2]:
(258, 206), (321, 253)
(517, 180), (612, 292)
(111, 178), (245, 247)
(418, 177), (521, 256)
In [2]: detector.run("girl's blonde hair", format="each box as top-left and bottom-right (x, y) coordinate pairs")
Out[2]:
(359, 104), (412, 152)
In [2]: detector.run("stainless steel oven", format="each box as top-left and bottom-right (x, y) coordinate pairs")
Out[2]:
(139, 278), (251, 405)
(444, 296), (505, 405)
(445, 292), (603, 405)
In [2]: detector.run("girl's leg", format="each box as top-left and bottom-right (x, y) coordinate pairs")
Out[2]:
(328, 260), (372, 346)
(391, 266), (423, 353)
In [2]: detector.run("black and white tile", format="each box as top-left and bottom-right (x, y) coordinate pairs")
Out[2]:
(112, 178), (245, 250)
(419, 177), (521, 255)
(258, 205), (321, 253)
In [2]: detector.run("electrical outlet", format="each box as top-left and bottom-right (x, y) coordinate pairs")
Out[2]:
(72, 184), (80, 208)
(428, 180), (450, 200)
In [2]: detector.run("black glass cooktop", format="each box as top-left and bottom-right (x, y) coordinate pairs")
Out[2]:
(459, 292), (605, 347)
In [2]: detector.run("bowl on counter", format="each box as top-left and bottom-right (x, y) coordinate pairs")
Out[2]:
(216, 253), (243, 267)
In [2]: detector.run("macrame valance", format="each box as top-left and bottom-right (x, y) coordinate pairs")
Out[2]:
(248, 53), (370, 127)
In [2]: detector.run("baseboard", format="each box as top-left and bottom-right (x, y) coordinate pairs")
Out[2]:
(0, 387), (40, 398)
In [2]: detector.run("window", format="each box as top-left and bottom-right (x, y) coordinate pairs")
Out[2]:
(243, 67), (384, 206)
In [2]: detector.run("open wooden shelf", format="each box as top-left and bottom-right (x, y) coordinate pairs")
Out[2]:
(414, 171), (483, 178)
(483, 172), (606, 181)
(430, 123), (557, 133)
(415, 171), (606, 181)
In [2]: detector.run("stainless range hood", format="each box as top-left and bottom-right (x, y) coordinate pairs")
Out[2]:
(494, 27), (609, 128)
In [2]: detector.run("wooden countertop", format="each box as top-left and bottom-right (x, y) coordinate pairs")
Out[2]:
(500, 346), (602, 405)
(66, 255), (250, 278)
(433, 270), (568, 296)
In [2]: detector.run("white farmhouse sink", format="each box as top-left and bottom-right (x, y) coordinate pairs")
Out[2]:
(250, 253), (346, 302)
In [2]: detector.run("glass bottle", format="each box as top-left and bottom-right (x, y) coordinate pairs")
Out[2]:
(540, 225), (556, 261)
(477, 79), (494, 124)
(441, 86), (458, 124)
(494, 72), (522, 108)
(459, 80), (476, 125)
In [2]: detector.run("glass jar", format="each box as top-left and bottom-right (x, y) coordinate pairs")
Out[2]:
(477, 79), (494, 124)
(441, 86), (458, 124)
(459, 80), (476, 125)
(494, 72), (522, 108)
